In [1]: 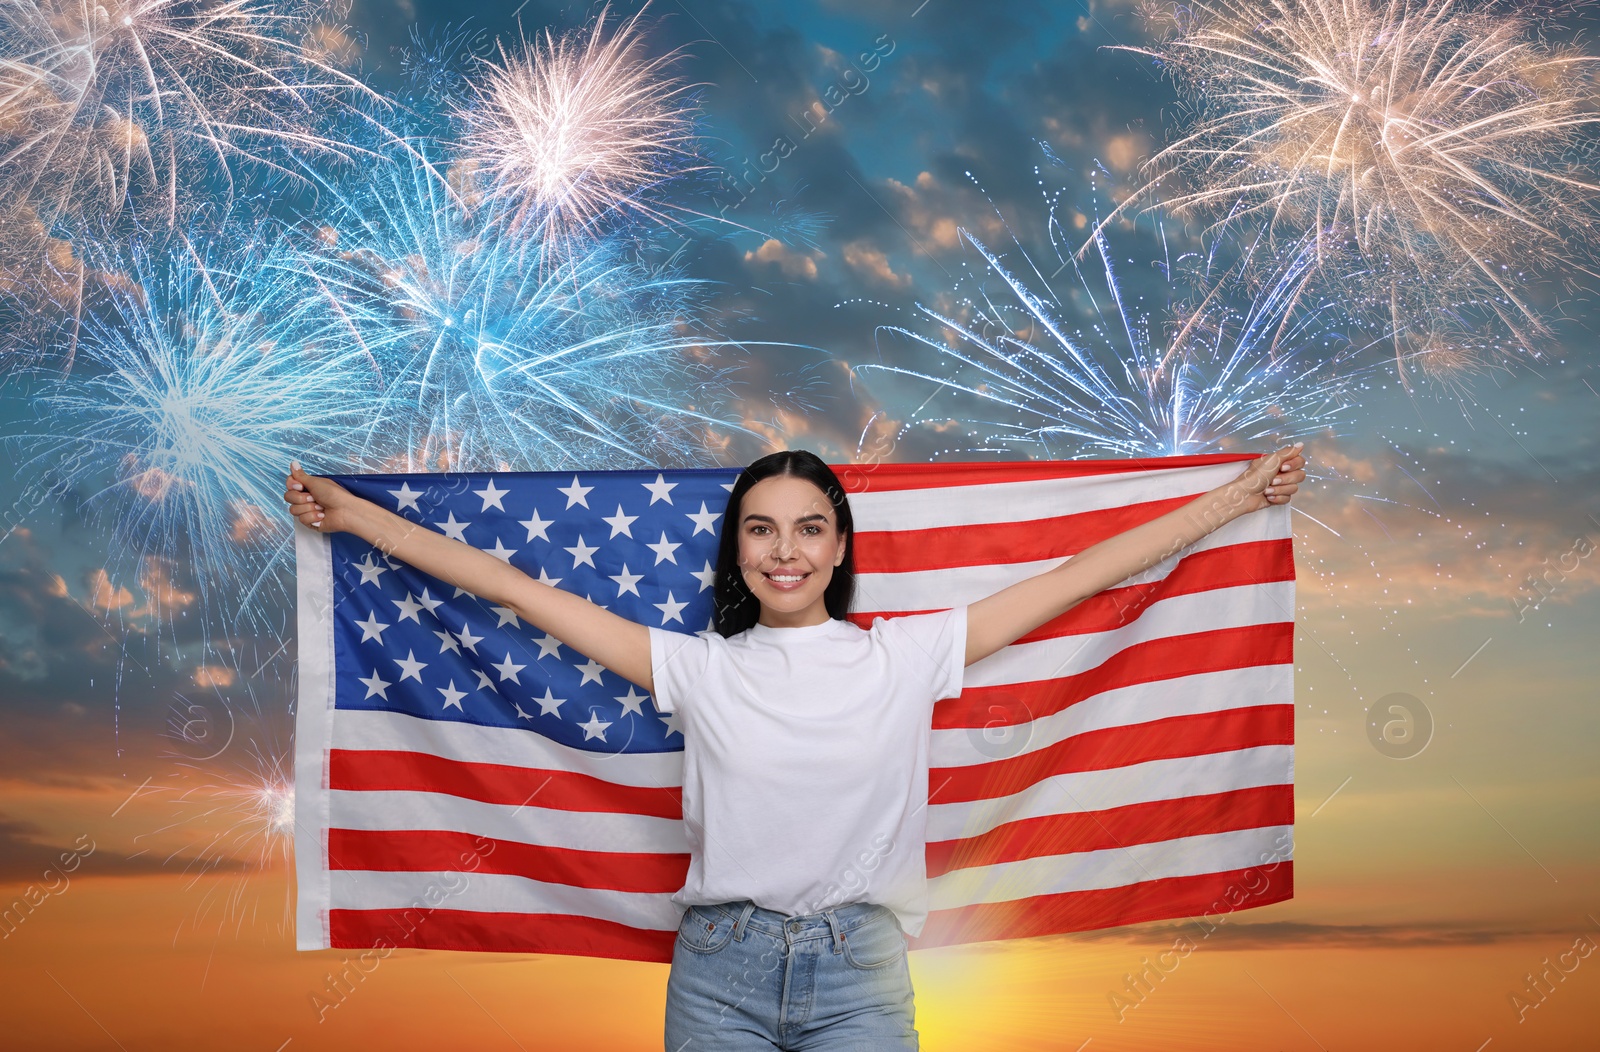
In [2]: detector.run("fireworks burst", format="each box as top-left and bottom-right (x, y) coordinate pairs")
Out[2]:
(283, 131), (751, 473)
(853, 178), (1368, 458)
(1116, 0), (1600, 381)
(13, 234), (377, 630)
(453, 3), (706, 253)
(0, 0), (379, 230)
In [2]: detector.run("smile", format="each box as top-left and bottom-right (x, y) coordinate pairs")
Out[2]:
(763, 571), (811, 589)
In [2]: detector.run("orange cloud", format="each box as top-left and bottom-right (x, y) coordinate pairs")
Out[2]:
(842, 240), (911, 289)
(228, 501), (277, 546)
(743, 239), (821, 280)
(192, 665), (236, 689)
(132, 557), (196, 619)
(878, 171), (1003, 253)
(1285, 436), (1600, 618)
(1103, 132), (1151, 174)
(85, 570), (133, 612)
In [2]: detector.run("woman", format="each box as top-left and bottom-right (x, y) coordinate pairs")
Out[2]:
(283, 442), (1307, 1050)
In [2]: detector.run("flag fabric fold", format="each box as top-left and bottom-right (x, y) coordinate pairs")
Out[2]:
(294, 454), (1295, 961)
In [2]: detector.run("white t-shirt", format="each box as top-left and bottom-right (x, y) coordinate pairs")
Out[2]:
(648, 606), (967, 938)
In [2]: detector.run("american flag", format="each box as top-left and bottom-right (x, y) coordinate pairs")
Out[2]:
(293, 454), (1295, 961)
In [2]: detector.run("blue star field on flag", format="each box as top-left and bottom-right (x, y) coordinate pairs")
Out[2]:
(328, 470), (743, 754)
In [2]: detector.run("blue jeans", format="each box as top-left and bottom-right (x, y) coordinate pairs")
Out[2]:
(664, 900), (919, 1051)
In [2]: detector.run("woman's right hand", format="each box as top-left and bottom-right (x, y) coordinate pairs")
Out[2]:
(284, 462), (359, 535)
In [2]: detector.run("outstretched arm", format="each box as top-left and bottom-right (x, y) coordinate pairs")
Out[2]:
(284, 464), (655, 693)
(963, 443), (1307, 667)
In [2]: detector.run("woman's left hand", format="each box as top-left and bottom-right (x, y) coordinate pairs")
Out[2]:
(1231, 442), (1308, 512)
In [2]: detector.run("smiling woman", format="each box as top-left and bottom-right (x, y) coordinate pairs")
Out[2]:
(710, 450), (857, 634)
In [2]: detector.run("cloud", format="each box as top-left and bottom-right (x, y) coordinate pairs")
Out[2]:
(1059, 919), (1578, 949)
(84, 569), (134, 613)
(744, 238), (821, 279)
(1289, 429), (1600, 617)
(841, 239), (911, 289)
(0, 814), (240, 884)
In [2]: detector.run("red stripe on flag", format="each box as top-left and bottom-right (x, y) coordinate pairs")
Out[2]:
(830, 453), (1258, 494)
(926, 785), (1293, 877)
(931, 705), (1294, 804)
(933, 622), (1293, 730)
(327, 829), (690, 892)
(853, 494), (1198, 572)
(911, 862), (1295, 948)
(329, 908), (678, 963)
(329, 750), (683, 818)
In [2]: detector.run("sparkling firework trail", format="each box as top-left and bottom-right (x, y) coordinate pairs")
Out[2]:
(284, 130), (753, 473)
(1114, 0), (1600, 381)
(0, 0), (382, 231)
(453, 3), (707, 255)
(852, 178), (1369, 458)
(144, 698), (298, 940)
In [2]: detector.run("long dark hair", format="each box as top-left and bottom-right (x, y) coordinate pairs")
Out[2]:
(711, 450), (857, 637)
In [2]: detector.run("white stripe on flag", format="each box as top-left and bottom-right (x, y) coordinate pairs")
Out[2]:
(849, 461), (1249, 530)
(328, 708), (684, 786)
(963, 582), (1294, 688)
(328, 790), (689, 853)
(925, 746), (1293, 842)
(929, 665), (1291, 767)
(927, 825), (1293, 909)
(294, 524), (336, 951)
(327, 871), (682, 930)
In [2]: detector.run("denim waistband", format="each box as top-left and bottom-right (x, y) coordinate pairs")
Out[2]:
(692, 899), (895, 947)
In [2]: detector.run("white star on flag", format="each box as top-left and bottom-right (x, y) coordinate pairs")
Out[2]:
(474, 480), (509, 511)
(493, 653), (526, 684)
(454, 622), (484, 653)
(686, 502), (721, 535)
(388, 482), (423, 511)
(355, 611), (389, 643)
(519, 509), (553, 542)
(609, 564), (644, 597)
(642, 474), (676, 504)
(355, 554), (387, 586)
(602, 505), (638, 538)
(579, 711), (612, 741)
(394, 650), (428, 682)
(534, 687), (567, 717)
(558, 476), (593, 508)
(574, 658), (606, 686)
(615, 687), (648, 718)
(438, 681), (467, 711)
(647, 533), (681, 565)
(565, 536), (599, 569)
(436, 513), (471, 541)
(653, 592), (688, 625)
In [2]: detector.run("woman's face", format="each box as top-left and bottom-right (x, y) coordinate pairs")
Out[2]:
(736, 474), (848, 625)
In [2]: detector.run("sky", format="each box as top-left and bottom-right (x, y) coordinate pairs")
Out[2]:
(2, 0), (1599, 1049)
